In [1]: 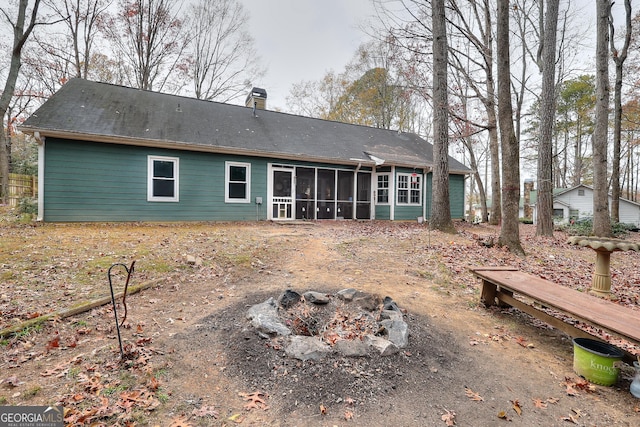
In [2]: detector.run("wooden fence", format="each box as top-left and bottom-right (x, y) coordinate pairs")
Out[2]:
(4, 173), (38, 207)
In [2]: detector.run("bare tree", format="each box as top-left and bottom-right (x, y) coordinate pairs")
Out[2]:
(450, 67), (489, 223)
(536, 0), (560, 236)
(0, 0), (42, 204)
(446, 0), (500, 225)
(101, 0), (190, 92)
(608, 0), (632, 223)
(44, 0), (112, 79)
(20, 0), (111, 97)
(187, 0), (264, 103)
(286, 72), (345, 118)
(496, 0), (524, 254)
(593, 0), (612, 237)
(430, 0), (454, 232)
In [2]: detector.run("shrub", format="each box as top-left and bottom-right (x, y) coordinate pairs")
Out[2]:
(18, 197), (37, 215)
(559, 217), (635, 238)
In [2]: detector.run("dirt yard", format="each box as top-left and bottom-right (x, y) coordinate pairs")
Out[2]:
(1, 213), (639, 426)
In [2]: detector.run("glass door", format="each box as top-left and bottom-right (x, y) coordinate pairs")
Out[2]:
(271, 168), (293, 220)
(295, 167), (315, 219)
(356, 172), (372, 219)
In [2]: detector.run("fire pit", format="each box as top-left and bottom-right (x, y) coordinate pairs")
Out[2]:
(568, 236), (640, 298)
(246, 289), (408, 360)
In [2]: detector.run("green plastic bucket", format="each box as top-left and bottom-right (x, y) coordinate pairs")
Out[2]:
(573, 338), (624, 386)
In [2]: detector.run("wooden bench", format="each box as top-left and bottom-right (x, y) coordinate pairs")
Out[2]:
(470, 267), (640, 362)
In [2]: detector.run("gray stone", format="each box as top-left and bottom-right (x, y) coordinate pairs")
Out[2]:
(383, 296), (401, 312)
(285, 335), (332, 361)
(380, 319), (409, 348)
(186, 255), (203, 266)
(279, 289), (301, 308)
(334, 339), (369, 357)
(352, 293), (381, 311)
(303, 291), (330, 304)
(246, 297), (291, 336)
(380, 309), (403, 322)
(364, 335), (399, 356)
(336, 288), (358, 301)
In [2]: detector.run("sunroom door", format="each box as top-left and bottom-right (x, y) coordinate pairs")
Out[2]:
(271, 168), (294, 220)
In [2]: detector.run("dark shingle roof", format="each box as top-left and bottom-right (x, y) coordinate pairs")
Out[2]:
(20, 78), (469, 172)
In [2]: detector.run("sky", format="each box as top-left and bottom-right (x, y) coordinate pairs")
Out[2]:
(237, 0), (634, 113)
(239, 0), (377, 111)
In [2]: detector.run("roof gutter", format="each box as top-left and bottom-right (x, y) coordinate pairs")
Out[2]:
(19, 127), (439, 170)
(19, 127), (382, 168)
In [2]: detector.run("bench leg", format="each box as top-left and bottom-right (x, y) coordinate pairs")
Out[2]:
(480, 280), (497, 307)
(496, 287), (513, 308)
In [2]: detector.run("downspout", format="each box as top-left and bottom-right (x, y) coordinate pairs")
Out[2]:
(390, 166), (396, 220)
(353, 162), (361, 220)
(423, 166), (432, 222)
(35, 132), (45, 221)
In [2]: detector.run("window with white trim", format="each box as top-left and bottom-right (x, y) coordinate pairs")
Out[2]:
(148, 156), (179, 202)
(225, 161), (251, 203)
(397, 173), (421, 205)
(376, 174), (389, 204)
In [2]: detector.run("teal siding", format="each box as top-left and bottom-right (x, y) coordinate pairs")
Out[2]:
(449, 174), (465, 219)
(43, 138), (269, 221)
(43, 139), (466, 222)
(424, 173), (433, 219)
(390, 171), (464, 221)
(393, 206), (423, 220)
(393, 167), (425, 221)
(422, 172), (465, 220)
(375, 205), (391, 220)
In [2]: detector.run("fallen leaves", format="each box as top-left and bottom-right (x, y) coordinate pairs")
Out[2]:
(560, 408), (585, 424)
(532, 398), (547, 409)
(240, 390), (269, 411)
(441, 409), (456, 426)
(511, 399), (522, 416)
(191, 405), (219, 418)
(45, 335), (60, 351)
(497, 410), (511, 421)
(0, 376), (24, 387)
(169, 416), (193, 427)
(564, 377), (596, 396)
(465, 387), (484, 401)
(2, 220), (639, 427)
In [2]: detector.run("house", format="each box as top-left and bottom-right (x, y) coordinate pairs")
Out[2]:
(19, 78), (470, 222)
(527, 184), (640, 227)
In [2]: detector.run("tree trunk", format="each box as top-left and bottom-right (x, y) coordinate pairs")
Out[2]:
(536, 0), (560, 236)
(593, 0), (612, 237)
(496, 0), (524, 255)
(487, 101), (501, 225)
(608, 0), (632, 223)
(0, 0), (41, 204)
(573, 119), (582, 186)
(429, 0), (455, 233)
(483, 4), (501, 226)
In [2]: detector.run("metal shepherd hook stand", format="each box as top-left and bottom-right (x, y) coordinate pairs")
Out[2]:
(108, 261), (136, 359)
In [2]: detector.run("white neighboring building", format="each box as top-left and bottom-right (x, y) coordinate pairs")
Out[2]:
(530, 184), (640, 227)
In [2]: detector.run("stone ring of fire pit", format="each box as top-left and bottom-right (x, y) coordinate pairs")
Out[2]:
(568, 236), (640, 298)
(246, 289), (408, 361)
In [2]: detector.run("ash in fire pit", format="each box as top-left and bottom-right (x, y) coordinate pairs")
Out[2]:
(246, 289), (409, 361)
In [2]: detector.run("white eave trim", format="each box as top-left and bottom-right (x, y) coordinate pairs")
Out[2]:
(19, 128), (380, 168)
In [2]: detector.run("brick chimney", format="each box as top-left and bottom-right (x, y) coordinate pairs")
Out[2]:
(246, 87), (267, 110)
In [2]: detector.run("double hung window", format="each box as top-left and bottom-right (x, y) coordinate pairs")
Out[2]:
(148, 156), (179, 202)
(225, 161), (251, 203)
(397, 173), (421, 205)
